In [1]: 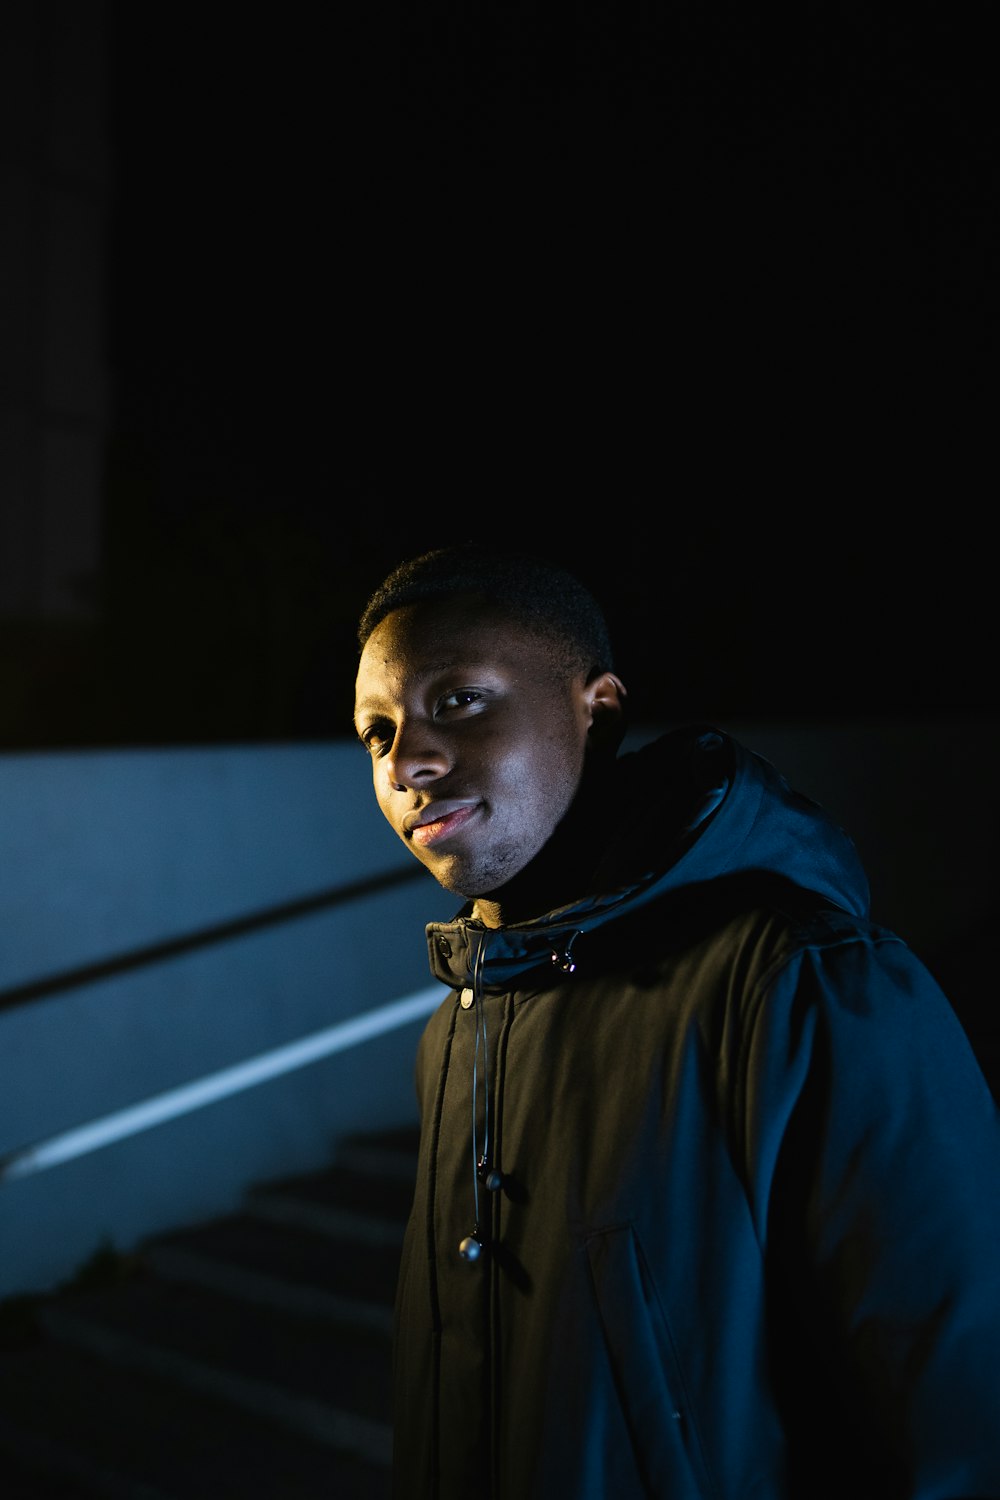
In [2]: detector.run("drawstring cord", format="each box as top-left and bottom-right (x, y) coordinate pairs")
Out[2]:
(458, 927), (581, 1262)
(459, 931), (490, 1262)
(470, 930), (489, 1233)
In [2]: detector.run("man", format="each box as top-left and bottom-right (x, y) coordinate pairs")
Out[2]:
(353, 540), (1000, 1500)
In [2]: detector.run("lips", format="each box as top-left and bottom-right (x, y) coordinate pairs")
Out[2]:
(405, 802), (479, 848)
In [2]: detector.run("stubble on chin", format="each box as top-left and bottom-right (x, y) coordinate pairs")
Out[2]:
(423, 839), (527, 902)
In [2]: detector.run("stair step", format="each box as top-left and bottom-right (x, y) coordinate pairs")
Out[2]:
(0, 1400), (177, 1499)
(39, 1273), (393, 1422)
(245, 1192), (404, 1249)
(239, 1126), (419, 1212)
(143, 1244), (392, 1336)
(40, 1304), (391, 1464)
(334, 1139), (419, 1182)
(247, 1160), (415, 1230)
(0, 1331), (390, 1499)
(341, 1124), (420, 1159)
(0, 1126), (415, 1498)
(147, 1210), (402, 1310)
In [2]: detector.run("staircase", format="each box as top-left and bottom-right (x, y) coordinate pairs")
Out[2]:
(0, 1125), (418, 1499)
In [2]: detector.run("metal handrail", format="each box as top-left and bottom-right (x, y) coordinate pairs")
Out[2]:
(0, 985), (441, 1183)
(0, 860), (434, 1184)
(0, 864), (424, 1014)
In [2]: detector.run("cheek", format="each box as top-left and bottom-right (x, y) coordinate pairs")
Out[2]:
(372, 765), (395, 818)
(505, 732), (584, 820)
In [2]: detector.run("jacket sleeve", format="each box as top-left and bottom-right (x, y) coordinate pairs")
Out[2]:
(744, 928), (1000, 1499)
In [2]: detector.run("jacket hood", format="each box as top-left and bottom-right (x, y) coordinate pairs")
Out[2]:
(426, 724), (870, 993)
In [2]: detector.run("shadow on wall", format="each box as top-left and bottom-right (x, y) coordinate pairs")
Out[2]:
(628, 717), (1000, 1105)
(733, 718), (1000, 1105)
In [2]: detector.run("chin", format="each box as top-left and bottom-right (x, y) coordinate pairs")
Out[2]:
(421, 856), (475, 897)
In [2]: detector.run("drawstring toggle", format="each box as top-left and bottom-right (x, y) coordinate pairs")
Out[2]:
(551, 930), (583, 974)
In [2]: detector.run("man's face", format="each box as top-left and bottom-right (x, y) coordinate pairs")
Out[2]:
(353, 597), (597, 898)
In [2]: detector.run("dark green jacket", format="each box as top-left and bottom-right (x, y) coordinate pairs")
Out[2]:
(392, 726), (1000, 1498)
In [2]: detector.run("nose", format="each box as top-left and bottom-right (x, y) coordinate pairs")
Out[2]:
(384, 719), (450, 791)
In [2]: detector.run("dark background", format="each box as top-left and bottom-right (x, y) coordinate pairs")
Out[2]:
(14, 6), (998, 747)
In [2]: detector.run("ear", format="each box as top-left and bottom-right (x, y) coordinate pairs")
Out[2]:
(582, 670), (628, 751)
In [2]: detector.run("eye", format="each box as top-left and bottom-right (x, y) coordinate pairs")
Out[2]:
(359, 719), (392, 756)
(437, 688), (485, 715)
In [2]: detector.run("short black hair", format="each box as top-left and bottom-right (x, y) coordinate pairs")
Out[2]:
(357, 541), (615, 678)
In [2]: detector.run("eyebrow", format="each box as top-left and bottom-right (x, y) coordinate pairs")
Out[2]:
(353, 658), (484, 714)
(352, 695), (387, 728)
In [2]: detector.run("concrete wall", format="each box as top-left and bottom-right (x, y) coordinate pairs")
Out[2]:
(2, 720), (998, 1300)
(0, 740), (454, 1299)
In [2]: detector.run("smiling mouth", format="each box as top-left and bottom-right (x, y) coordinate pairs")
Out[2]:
(409, 805), (479, 848)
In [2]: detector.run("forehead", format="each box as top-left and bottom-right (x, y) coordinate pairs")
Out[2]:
(355, 597), (554, 699)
